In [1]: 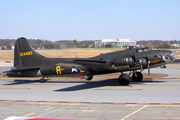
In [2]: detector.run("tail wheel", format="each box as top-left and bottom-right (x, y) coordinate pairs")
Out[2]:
(84, 75), (93, 80)
(118, 74), (130, 85)
(132, 72), (143, 82)
(40, 77), (45, 83)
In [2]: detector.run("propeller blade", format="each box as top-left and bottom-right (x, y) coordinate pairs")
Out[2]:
(146, 54), (151, 77)
(148, 61), (151, 77)
(134, 62), (137, 77)
(133, 54), (137, 77)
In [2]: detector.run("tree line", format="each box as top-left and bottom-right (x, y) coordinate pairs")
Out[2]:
(0, 39), (96, 50)
(137, 40), (180, 49)
(0, 39), (179, 50)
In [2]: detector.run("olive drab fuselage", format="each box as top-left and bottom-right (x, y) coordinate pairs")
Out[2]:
(5, 37), (178, 80)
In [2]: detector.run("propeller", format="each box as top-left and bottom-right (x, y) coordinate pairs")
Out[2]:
(133, 54), (151, 78)
(132, 54), (137, 77)
(134, 61), (137, 77)
(147, 61), (151, 77)
(146, 54), (151, 77)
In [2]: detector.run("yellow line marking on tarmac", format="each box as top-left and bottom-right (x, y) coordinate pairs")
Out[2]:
(44, 107), (53, 111)
(60, 103), (72, 106)
(81, 109), (95, 112)
(38, 106), (70, 117)
(121, 105), (148, 120)
(24, 112), (35, 117)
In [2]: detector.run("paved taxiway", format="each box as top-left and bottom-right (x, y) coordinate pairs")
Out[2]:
(1, 102), (180, 120)
(1, 64), (180, 119)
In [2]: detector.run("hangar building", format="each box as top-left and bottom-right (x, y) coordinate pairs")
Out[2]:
(95, 39), (136, 48)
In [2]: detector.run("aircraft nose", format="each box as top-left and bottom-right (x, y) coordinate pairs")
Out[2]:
(163, 51), (178, 63)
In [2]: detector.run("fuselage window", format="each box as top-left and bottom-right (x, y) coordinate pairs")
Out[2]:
(154, 55), (158, 58)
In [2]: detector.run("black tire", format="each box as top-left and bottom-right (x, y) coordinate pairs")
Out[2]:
(118, 74), (130, 85)
(84, 75), (93, 80)
(40, 78), (45, 83)
(132, 72), (143, 82)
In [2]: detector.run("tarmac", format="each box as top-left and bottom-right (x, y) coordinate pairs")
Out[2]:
(0, 62), (180, 120)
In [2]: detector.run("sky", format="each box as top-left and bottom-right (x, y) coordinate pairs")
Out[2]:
(0, 0), (180, 41)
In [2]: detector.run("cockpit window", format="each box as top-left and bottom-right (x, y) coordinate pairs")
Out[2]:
(136, 47), (152, 53)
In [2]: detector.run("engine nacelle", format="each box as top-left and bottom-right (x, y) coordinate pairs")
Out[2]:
(113, 56), (148, 69)
(137, 57), (148, 69)
(113, 56), (134, 67)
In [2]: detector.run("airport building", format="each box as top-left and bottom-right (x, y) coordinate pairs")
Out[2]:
(95, 39), (136, 48)
(171, 43), (180, 48)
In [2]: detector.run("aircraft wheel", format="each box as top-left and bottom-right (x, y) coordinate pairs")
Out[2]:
(84, 75), (93, 80)
(40, 78), (45, 83)
(118, 74), (130, 85)
(132, 72), (143, 82)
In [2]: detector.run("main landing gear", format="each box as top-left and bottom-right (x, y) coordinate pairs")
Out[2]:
(118, 72), (143, 85)
(84, 75), (93, 80)
(40, 77), (45, 83)
(118, 74), (130, 85)
(132, 72), (143, 82)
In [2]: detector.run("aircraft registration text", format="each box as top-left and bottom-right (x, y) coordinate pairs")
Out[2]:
(20, 51), (33, 57)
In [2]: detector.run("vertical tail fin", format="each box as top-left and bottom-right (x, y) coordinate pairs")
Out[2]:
(14, 37), (43, 67)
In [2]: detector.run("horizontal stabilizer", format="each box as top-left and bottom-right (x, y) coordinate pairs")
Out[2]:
(3, 67), (40, 73)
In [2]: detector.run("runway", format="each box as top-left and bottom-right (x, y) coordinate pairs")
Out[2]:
(1, 64), (180, 119)
(0, 76), (180, 103)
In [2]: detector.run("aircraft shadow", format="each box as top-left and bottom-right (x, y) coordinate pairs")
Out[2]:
(3, 79), (116, 85)
(54, 79), (120, 92)
(3, 78), (166, 91)
(4, 79), (119, 85)
(3, 79), (50, 85)
(54, 78), (166, 92)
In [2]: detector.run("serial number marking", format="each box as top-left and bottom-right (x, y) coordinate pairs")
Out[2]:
(20, 51), (33, 57)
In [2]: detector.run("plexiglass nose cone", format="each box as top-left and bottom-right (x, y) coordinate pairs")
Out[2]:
(164, 51), (178, 63)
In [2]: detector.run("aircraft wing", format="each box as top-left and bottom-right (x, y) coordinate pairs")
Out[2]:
(70, 59), (114, 72)
(73, 59), (113, 64)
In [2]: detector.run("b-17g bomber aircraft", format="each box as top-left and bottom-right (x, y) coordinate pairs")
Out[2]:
(4, 37), (178, 85)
